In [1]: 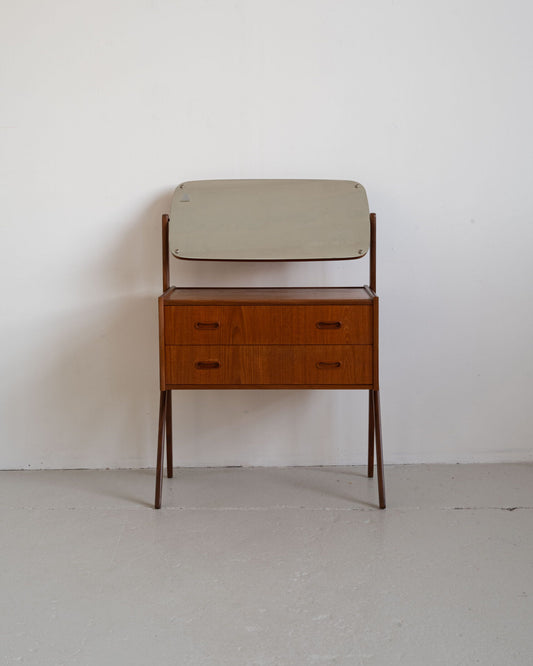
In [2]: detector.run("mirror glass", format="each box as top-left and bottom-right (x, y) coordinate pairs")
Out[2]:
(169, 179), (370, 261)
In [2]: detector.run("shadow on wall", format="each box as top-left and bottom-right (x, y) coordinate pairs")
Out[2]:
(5, 192), (333, 470)
(11, 296), (157, 468)
(3, 193), (171, 469)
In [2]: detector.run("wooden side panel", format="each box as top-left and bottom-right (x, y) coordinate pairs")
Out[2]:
(373, 297), (379, 390)
(158, 295), (166, 390)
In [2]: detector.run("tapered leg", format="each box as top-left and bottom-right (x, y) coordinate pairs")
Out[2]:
(367, 390), (374, 477)
(155, 391), (167, 509)
(373, 390), (386, 509)
(166, 391), (173, 478)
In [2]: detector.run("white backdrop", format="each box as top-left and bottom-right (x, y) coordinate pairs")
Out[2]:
(1, 0), (532, 469)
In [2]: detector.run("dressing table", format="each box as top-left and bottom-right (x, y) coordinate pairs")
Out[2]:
(155, 180), (385, 509)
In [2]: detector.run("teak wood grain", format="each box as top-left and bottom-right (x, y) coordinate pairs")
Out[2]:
(165, 344), (373, 386)
(158, 288), (378, 391)
(163, 287), (372, 305)
(164, 305), (372, 346)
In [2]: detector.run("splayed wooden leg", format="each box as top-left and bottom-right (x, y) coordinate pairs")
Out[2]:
(373, 390), (386, 509)
(155, 391), (167, 509)
(166, 391), (173, 478)
(368, 390), (374, 477)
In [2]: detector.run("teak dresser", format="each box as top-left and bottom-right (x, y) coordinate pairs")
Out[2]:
(155, 180), (385, 509)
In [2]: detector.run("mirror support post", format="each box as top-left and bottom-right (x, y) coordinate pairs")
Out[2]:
(369, 213), (376, 293)
(162, 214), (170, 291)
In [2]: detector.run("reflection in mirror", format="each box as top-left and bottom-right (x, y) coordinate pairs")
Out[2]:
(169, 180), (370, 261)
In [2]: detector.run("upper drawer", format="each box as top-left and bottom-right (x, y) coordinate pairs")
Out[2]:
(164, 305), (372, 345)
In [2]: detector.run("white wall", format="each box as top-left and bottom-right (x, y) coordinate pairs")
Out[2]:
(1, 0), (532, 469)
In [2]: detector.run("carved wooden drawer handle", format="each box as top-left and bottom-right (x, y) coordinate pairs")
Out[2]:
(316, 361), (342, 369)
(195, 361), (220, 370)
(316, 321), (342, 329)
(194, 322), (220, 330)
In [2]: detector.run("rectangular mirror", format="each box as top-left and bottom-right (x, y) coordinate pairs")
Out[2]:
(169, 179), (370, 261)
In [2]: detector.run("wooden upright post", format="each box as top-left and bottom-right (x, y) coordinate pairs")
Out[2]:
(162, 214), (170, 291)
(369, 212), (376, 293)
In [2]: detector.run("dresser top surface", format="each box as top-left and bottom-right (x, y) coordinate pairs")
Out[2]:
(162, 287), (374, 305)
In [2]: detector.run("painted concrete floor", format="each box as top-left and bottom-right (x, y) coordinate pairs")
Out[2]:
(1, 465), (532, 666)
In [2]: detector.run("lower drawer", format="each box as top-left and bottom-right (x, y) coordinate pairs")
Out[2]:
(165, 345), (373, 386)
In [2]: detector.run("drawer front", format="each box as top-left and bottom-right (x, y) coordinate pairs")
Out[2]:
(165, 345), (372, 386)
(164, 305), (372, 345)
